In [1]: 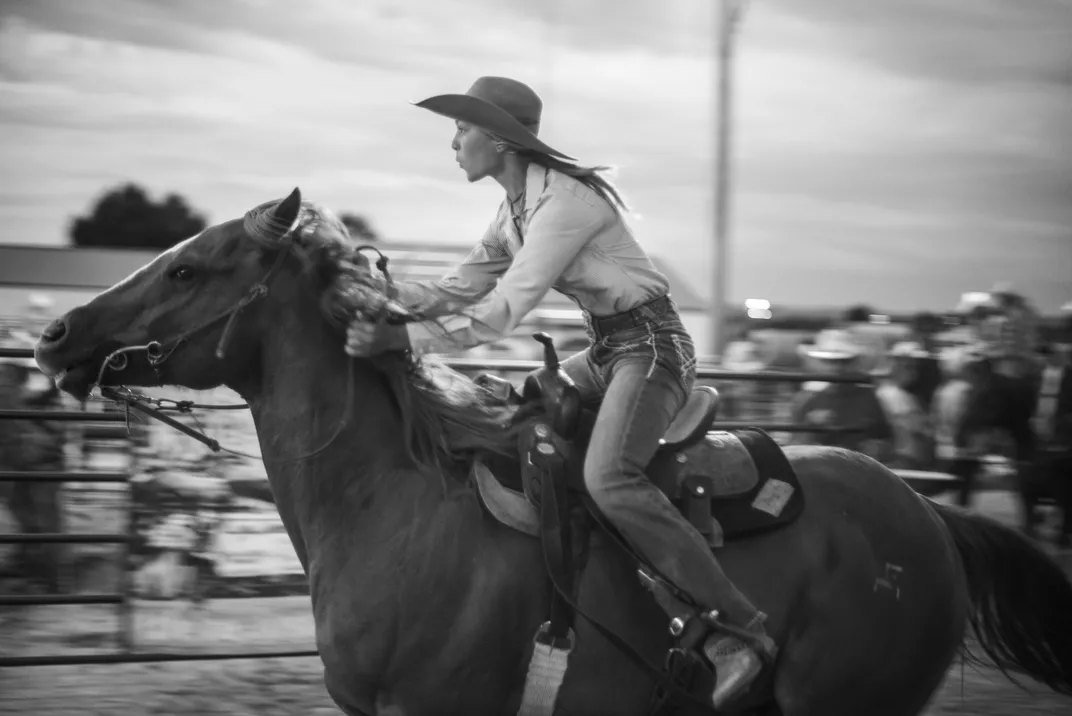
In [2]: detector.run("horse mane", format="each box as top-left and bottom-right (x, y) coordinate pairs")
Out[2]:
(243, 200), (523, 481)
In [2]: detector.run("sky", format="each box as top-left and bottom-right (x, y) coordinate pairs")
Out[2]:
(0, 0), (1070, 312)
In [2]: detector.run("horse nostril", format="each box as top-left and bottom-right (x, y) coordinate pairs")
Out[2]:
(41, 319), (68, 345)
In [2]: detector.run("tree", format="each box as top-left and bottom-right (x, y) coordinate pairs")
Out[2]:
(841, 304), (874, 324)
(70, 183), (208, 250)
(338, 212), (379, 243)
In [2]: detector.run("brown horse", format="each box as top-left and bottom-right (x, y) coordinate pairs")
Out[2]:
(35, 189), (1072, 715)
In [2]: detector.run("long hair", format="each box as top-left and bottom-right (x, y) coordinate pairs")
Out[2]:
(489, 133), (629, 213)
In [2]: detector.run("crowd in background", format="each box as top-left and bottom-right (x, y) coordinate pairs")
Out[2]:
(723, 284), (1070, 545)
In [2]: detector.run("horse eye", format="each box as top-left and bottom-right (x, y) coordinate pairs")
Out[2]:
(168, 265), (195, 281)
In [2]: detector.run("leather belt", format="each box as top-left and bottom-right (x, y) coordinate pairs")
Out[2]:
(589, 295), (674, 340)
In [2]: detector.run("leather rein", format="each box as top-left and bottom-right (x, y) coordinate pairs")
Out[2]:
(95, 240), (393, 465)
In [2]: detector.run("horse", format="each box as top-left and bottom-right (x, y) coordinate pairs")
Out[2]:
(34, 189), (1072, 715)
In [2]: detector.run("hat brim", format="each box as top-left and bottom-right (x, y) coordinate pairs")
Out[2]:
(889, 350), (929, 360)
(413, 94), (576, 161)
(810, 352), (859, 361)
(799, 346), (860, 361)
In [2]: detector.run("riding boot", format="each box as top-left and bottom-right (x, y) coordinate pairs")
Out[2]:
(704, 612), (778, 708)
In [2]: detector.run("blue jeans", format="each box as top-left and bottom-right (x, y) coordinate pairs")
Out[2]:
(561, 308), (761, 626)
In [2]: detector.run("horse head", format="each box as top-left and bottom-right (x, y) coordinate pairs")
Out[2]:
(34, 187), (403, 402)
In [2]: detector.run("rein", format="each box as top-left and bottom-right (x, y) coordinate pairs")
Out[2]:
(95, 242), (390, 465)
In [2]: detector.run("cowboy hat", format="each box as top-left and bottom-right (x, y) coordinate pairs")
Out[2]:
(797, 329), (863, 361)
(887, 341), (930, 360)
(722, 340), (766, 372)
(413, 76), (576, 161)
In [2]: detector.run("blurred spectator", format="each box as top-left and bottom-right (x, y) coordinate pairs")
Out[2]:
(932, 346), (991, 507)
(1034, 342), (1071, 545)
(0, 362), (66, 590)
(184, 507), (221, 604)
(904, 312), (945, 412)
(791, 329), (893, 462)
(874, 342), (934, 469)
(975, 282), (1041, 382)
(719, 336), (767, 419)
(1034, 342), (1072, 443)
(838, 305), (888, 375)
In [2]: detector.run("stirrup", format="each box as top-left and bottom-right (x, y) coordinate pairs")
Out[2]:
(705, 638), (763, 708)
(699, 610), (778, 662)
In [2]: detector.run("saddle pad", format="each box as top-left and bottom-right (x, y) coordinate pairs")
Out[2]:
(709, 428), (805, 541)
(691, 431), (761, 497)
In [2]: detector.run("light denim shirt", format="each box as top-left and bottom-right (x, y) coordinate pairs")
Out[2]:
(400, 163), (670, 355)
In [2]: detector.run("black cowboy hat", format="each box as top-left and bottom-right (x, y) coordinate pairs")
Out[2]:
(413, 76), (576, 161)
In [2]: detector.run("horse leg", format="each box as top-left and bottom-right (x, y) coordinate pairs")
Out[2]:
(556, 532), (680, 715)
(769, 610), (955, 716)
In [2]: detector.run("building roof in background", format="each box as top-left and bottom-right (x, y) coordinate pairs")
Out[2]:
(0, 243), (706, 311)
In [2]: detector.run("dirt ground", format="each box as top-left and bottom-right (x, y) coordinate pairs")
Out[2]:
(1, 652), (1070, 715)
(1, 491), (1070, 715)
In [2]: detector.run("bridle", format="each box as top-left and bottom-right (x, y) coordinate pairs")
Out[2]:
(95, 238), (394, 465)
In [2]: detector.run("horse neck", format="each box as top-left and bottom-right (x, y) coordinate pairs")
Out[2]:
(235, 301), (439, 571)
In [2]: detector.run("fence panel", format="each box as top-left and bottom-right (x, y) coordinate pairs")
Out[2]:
(1, 345), (950, 669)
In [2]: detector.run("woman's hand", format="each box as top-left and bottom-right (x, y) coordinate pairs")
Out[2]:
(345, 318), (411, 357)
(345, 319), (379, 357)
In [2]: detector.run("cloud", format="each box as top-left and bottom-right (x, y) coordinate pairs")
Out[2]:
(0, 0), (1069, 315)
(766, 0), (1072, 85)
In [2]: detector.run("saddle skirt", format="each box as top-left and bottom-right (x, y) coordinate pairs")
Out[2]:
(474, 425), (804, 547)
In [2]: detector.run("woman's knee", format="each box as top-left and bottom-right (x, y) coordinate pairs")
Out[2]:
(582, 447), (647, 502)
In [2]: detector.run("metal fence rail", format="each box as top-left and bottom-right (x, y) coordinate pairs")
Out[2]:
(1, 346), (138, 664)
(1, 650), (320, 668)
(445, 356), (872, 384)
(0, 344), (875, 667)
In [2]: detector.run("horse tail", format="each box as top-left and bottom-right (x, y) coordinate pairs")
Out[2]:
(932, 501), (1072, 695)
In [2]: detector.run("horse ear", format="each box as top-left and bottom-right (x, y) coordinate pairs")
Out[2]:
(268, 187), (302, 237)
(244, 187), (303, 242)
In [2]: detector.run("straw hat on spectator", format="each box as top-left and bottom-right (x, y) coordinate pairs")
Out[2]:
(887, 341), (930, 360)
(798, 329), (863, 362)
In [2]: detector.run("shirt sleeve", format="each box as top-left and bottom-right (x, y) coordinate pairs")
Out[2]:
(406, 184), (610, 355)
(390, 219), (513, 320)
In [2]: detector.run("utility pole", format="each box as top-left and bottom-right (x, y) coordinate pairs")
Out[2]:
(711, 1), (746, 358)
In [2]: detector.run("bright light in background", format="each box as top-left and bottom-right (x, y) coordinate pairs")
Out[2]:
(745, 298), (772, 320)
(869, 314), (891, 325)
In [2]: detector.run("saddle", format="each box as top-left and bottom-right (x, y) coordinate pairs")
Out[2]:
(472, 334), (805, 715)
(473, 338), (804, 547)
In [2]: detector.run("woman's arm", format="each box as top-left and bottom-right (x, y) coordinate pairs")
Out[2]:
(405, 185), (610, 355)
(392, 221), (512, 319)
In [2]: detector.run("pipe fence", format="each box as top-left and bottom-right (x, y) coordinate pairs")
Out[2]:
(0, 345), (886, 667)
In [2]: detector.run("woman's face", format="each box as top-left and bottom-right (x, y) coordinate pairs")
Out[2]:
(452, 120), (502, 183)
